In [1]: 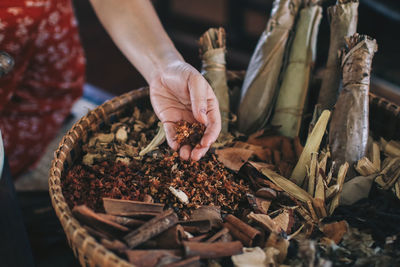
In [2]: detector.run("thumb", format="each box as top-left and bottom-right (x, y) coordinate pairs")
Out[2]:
(188, 73), (209, 125)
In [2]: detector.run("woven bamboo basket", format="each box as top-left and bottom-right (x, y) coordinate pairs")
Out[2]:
(48, 86), (400, 267)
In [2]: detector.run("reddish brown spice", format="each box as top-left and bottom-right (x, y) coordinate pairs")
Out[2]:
(175, 120), (206, 147)
(63, 147), (250, 218)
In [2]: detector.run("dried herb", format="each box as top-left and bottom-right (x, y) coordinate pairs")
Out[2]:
(175, 120), (206, 147)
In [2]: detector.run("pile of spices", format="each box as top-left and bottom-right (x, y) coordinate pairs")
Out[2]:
(63, 149), (250, 219)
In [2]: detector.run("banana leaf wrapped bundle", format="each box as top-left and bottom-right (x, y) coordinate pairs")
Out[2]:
(271, 1), (322, 138)
(237, 0), (301, 134)
(329, 34), (378, 179)
(199, 27), (230, 133)
(316, 0), (359, 115)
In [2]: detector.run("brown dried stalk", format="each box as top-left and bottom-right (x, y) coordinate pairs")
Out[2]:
(329, 34), (377, 179)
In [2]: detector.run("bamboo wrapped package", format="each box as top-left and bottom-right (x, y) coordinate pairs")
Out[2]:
(237, 0), (301, 134)
(329, 34), (378, 179)
(270, 1), (322, 138)
(199, 28), (230, 133)
(316, 0), (359, 114)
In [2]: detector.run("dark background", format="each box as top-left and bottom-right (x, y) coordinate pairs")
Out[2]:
(73, 0), (400, 102)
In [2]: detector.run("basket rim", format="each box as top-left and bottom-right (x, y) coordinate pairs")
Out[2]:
(48, 86), (400, 267)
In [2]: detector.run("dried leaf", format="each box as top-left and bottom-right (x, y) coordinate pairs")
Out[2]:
(216, 147), (253, 171)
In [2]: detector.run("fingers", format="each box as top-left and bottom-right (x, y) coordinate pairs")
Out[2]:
(188, 73), (209, 125)
(163, 122), (179, 151)
(179, 145), (191, 161)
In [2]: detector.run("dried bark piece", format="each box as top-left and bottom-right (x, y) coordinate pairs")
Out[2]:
(175, 120), (205, 147)
(328, 163), (349, 215)
(371, 141), (381, 170)
(215, 147), (253, 171)
(125, 249), (182, 267)
(162, 256), (201, 267)
(183, 241), (243, 259)
(224, 214), (262, 247)
(100, 239), (128, 253)
(381, 138), (400, 157)
(234, 141), (272, 162)
(190, 206), (222, 228)
(321, 220), (348, 244)
(255, 188), (277, 199)
(124, 209), (179, 249)
(103, 198), (164, 216)
(179, 220), (212, 234)
(247, 212), (280, 233)
(72, 205), (130, 236)
(307, 152), (318, 196)
(272, 209), (294, 233)
(312, 198), (327, 219)
(96, 213), (145, 228)
(206, 227), (230, 243)
(145, 225), (186, 249)
(329, 34), (378, 179)
(375, 157), (400, 190)
(355, 157), (379, 176)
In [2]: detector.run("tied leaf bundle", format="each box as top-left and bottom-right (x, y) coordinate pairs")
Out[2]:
(329, 34), (378, 179)
(316, 0), (359, 116)
(199, 27), (230, 133)
(271, 1), (322, 138)
(237, 0), (301, 134)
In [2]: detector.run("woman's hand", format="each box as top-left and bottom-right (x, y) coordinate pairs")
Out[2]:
(89, 0), (221, 159)
(149, 61), (221, 161)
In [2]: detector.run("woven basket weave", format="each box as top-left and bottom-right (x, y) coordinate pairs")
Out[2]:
(49, 86), (400, 267)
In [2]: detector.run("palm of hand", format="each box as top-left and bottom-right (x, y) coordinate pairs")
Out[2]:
(149, 62), (220, 161)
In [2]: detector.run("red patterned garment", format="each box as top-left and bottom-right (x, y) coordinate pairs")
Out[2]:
(0, 0), (85, 177)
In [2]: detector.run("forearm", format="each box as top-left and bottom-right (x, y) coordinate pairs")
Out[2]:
(89, 0), (183, 83)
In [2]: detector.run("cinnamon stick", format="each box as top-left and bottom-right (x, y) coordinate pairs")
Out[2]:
(124, 209), (178, 249)
(144, 224), (186, 249)
(162, 256), (201, 267)
(206, 227), (230, 243)
(224, 214), (262, 246)
(183, 241), (243, 259)
(103, 198), (164, 216)
(72, 205), (130, 236)
(125, 249), (182, 267)
(97, 213), (145, 228)
(179, 220), (211, 234)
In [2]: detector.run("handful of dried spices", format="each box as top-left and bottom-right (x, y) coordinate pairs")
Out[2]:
(175, 120), (205, 147)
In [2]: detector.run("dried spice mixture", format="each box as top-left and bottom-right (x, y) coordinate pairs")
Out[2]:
(63, 111), (249, 219)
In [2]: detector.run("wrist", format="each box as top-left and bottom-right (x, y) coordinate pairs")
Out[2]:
(146, 49), (184, 84)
